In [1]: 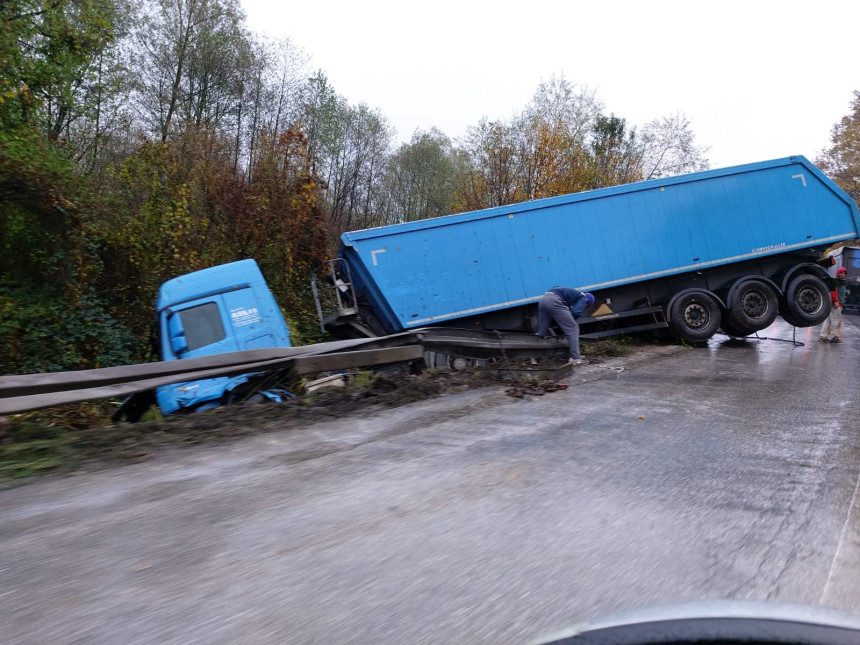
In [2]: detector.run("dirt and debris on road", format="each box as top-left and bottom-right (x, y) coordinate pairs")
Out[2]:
(0, 365), (538, 485)
(504, 381), (569, 399)
(0, 334), (663, 486)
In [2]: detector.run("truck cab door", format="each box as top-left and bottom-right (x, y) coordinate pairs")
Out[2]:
(220, 287), (291, 350)
(157, 297), (241, 415)
(167, 311), (189, 355)
(165, 298), (239, 359)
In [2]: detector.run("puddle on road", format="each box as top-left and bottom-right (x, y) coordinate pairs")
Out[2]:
(706, 319), (829, 371)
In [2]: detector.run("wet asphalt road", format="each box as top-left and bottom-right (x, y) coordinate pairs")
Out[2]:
(2, 317), (860, 644)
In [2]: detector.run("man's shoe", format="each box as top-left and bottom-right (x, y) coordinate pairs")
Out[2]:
(819, 337), (828, 342)
(568, 358), (587, 366)
(831, 337), (842, 343)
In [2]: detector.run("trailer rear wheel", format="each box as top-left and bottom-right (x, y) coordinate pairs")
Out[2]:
(783, 274), (831, 327)
(720, 319), (756, 338)
(668, 292), (721, 342)
(726, 279), (778, 330)
(778, 302), (803, 327)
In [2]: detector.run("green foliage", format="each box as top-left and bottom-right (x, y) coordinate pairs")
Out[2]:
(245, 129), (332, 339)
(90, 125), (329, 348)
(350, 370), (375, 389)
(589, 114), (641, 188)
(0, 400), (134, 484)
(0, 287), (136, 373)
(0, 429), (67, 482)
(0, 1), (123, 144)
(99, 135), (221, 340)
(383, 128), (457, 223)
(1, 1), (136, 377)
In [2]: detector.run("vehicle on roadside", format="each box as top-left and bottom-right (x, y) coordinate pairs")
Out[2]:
(144, 155), (859, 415)
(150, 259), (294, 416)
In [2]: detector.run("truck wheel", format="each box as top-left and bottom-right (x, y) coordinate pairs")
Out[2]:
(726, 279), (778, 330)
(720, 319), (756, 338)
(668, 292), (721, 342)
(778, 301), (803, 327)
(783, 274), (830, 327)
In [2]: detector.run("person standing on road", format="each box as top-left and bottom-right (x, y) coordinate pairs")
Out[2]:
(536, 287), (595, 365)
(821, 267), (849, 343)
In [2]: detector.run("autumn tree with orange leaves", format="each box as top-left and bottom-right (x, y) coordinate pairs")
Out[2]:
(817, 91), (860, 203)
(454, 77), (709, 211)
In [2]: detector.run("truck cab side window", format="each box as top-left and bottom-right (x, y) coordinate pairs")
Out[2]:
(179, 302), (226, 352)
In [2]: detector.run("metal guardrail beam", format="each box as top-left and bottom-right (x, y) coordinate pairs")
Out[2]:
(0, 333), (425, 398)
(0, 346), (427, 415)
(0, 329), (568, 415)
(293, 345), (424, 375)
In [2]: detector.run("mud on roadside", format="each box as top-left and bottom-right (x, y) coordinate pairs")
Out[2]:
(0, 335), (661, 486)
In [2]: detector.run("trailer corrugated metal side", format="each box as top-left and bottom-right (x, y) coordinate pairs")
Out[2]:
(340, 156), (860, 333)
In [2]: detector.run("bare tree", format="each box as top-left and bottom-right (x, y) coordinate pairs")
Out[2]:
(638, 112), (710, 180)
(133, 0), (251, 142)
(298, 73), (393, 233)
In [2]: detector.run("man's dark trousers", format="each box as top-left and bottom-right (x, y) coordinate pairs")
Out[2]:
(536, 291), (581, 359)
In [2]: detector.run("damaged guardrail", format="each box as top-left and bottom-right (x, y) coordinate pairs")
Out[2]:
(0, 329), (568, 415)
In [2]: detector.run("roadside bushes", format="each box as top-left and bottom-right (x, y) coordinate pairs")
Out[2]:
(0, 288), (136, 374)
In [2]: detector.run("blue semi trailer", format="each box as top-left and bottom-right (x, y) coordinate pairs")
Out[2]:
(319, 155), (860, 357)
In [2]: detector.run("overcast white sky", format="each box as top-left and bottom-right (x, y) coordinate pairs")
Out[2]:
(242, 0), (858, 169)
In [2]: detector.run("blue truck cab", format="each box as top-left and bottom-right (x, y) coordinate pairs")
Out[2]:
(156, 259), (291, 414)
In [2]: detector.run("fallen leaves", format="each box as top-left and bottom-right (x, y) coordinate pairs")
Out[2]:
(505, 381), (569, 399)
